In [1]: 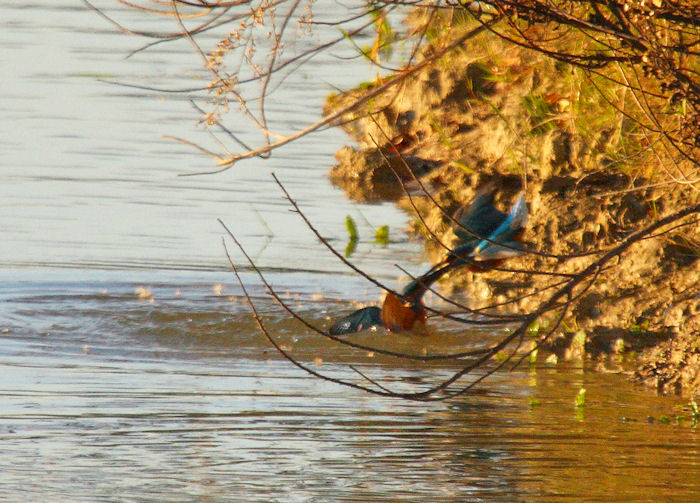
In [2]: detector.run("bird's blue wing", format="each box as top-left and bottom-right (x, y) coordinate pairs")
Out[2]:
(328, 306), (383, 335)
(472, 192), (527, 257)
(454, 184), (507, 246)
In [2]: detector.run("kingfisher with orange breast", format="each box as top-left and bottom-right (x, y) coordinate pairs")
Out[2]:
(328, 183), (528, 335)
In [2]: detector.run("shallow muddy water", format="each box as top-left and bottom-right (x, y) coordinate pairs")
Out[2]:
(1, 2), (699, 502)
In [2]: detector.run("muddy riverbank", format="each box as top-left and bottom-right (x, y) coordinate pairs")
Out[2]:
(324, 18), (699, 394)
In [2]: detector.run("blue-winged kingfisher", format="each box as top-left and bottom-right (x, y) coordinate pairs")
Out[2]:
(329, 184), (528, 335)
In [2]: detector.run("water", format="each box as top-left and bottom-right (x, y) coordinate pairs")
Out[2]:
(2, 273), (698, 502)
(1, 0), (419, 273)
(1, 2), (699, 502)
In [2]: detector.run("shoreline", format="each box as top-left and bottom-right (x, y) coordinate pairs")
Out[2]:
(323, 18), (699, 395)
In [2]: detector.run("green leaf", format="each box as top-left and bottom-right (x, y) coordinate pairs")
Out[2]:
(345, 238), (358, 258)
(528, 320), (541, 337)
(375, 225), (389, 244)
(528, 348), (538, 365)
(450, 160), (474, 173)
(345, 215), (359, 241)
(494, 351), (509, 362)
(430, 118), (453, 149)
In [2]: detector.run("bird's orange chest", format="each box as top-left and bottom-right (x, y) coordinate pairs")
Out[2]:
(380, 292), (427, 333)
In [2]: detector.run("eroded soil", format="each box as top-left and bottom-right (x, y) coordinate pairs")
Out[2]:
(324, 29), (700, 394)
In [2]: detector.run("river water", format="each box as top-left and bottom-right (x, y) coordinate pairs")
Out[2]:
(1, 2), (698, 502)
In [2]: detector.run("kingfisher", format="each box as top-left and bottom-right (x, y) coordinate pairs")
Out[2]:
(434, 182), (528, 272)
(328, 183), (528, 335)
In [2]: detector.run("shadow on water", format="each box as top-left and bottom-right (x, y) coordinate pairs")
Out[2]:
(1, 272), (698, 502)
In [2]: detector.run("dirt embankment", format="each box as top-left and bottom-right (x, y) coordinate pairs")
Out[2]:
(323, 26), (700, 395)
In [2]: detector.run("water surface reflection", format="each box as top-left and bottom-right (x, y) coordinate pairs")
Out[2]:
(1, 274), (698, 502)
